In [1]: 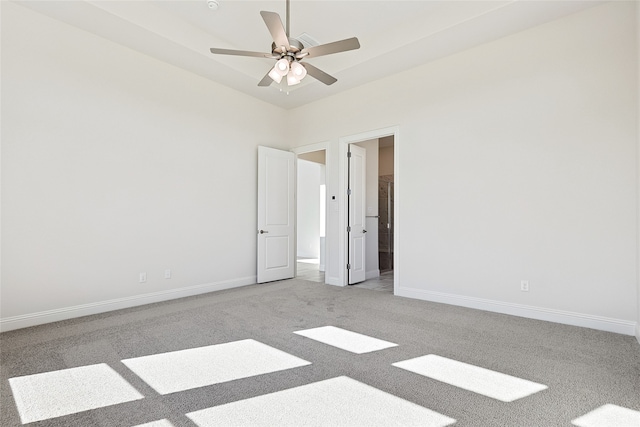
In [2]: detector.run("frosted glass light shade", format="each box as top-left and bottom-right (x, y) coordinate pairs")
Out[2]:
(268, 67), (283, 83)
(275, 58), (290, 76)
(290, 62), (307, 80)
(287, 72), (300, 86)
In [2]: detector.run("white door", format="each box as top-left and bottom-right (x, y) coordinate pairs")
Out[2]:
(348, 145), (366, 284)
(257, 146), (295, 283)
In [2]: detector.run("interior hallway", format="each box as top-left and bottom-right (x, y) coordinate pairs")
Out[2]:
(296, 258), (393, 292)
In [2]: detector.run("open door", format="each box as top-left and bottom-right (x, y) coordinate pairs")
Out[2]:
(257, 146), (295, 283)
(348, 145), (366, 284)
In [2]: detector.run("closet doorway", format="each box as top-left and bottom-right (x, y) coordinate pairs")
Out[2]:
(347, 134), (395, 293)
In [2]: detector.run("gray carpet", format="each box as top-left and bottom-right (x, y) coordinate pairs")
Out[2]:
(1, 278), (639, 426)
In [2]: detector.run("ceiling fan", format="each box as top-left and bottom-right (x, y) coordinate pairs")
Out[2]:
(209, 0), (360, 87)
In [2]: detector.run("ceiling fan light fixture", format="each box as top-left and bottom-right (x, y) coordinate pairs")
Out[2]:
(275, 58), (290, 76)
(208, 1), (361, 88)
(287, 71), (301, 86)
(290, 61), (307, 80)
(268, 67), (283, 83)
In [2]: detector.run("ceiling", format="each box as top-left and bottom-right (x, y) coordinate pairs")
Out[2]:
(15, 0), (604, 109)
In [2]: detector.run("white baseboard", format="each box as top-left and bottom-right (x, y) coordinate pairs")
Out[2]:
(297, 252), (319, 260)
(0, 276), (256, 333)
(636, 324), (640, 345)
(325, 276), (344, 287)
(365, 269), (380, 280)
(395, 286), (637, 336)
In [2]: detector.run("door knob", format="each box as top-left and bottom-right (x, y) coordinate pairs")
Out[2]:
(363, 229), (367, 233)
(259, 230), (269, 234)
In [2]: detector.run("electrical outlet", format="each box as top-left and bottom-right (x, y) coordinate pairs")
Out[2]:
(164, 269), (171, 279)
(521, 280), (529, 292)
(139, 272), (147, 283)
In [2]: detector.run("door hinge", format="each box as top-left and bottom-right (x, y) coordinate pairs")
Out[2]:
(347, 188), (351, 195)
(347, 263), (351, 269)
(347, 226), (351, 232)
(347, 151), (352, 158)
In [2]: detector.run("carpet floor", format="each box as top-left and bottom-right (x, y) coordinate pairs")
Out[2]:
(1, 278), (639, 426)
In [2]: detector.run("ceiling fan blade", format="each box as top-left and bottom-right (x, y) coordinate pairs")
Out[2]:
(260, 11), (290, 50)
(258, 70), (273, 87)
(210, 47), (276, 58)
(302, 63), (337, 85)
(300, 37), (360, 59)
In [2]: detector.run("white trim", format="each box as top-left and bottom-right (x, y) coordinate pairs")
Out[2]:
(325, 277), (341, 287)
(366, 269), (381, 280)
(393, 128), (400, 294)
(395, 286), (637, 336)
(291, 141), (328, 156)
(0, 276), (256, 332)
(636, 0), (640, 346)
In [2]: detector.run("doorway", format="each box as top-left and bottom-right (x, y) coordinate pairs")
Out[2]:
(347, 136), (395, 292)
(296, 149), (326, 283)
(340, 126), (399, 292)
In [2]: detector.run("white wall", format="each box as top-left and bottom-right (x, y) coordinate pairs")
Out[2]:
(354, 139), (380, 279)
(0, 3), (287, 329)
(297, 159), (321, 259)
(291, 2), (638, 334)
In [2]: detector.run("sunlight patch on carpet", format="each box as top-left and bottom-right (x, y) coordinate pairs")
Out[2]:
(572, 404), (640, 427)
(294, 326), (398, 354)
(393, 354), (547, 402)
(8, 363), (144, 424)
(132, 420), (176, 427)
(122, 339), (311, 395)
(186, 376), (455, 427)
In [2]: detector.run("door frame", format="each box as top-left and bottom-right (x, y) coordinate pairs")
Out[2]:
(339, 126), (400, 289)
(291, 141), (330, 282)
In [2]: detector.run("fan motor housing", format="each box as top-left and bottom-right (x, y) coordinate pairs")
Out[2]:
(272, 38), (304, 55)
